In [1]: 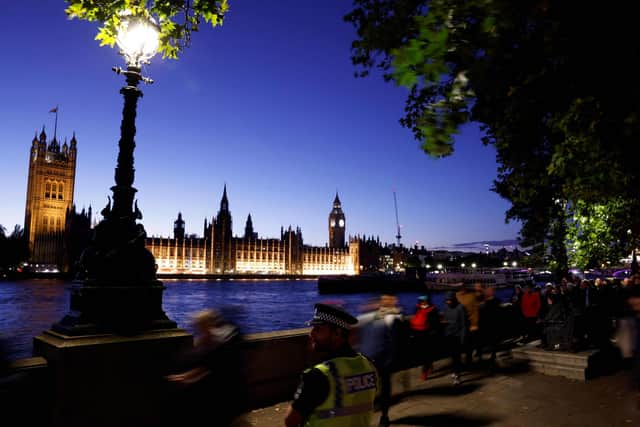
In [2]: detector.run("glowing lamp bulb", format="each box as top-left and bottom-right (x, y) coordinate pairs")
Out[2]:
(116, 14), (160, 66)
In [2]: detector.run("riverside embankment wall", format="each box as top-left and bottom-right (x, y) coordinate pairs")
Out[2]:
(5, 328), (348, 426)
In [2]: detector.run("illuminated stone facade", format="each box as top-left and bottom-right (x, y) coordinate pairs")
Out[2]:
(24, 128), (77, 268)
(146, 186), (359, 275)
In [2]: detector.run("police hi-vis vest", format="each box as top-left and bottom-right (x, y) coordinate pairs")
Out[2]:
(305, 354), (378, 427)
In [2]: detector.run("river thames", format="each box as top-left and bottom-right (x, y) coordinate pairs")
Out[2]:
(0, 278), (514, 360)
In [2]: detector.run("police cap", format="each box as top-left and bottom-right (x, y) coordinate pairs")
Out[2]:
(308, 303), (358, 330)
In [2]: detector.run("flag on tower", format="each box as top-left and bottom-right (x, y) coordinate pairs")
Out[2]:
(49, 106), (58, 113)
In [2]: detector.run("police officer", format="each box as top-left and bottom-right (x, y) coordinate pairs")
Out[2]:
(285, 303), (379, 427)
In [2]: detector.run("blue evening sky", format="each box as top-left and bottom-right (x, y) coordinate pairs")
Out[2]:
(0, 0), (520, 249)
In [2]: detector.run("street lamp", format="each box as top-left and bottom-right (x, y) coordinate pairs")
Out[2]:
(53, 13), (176, 335)
(629, 229), (639, 275)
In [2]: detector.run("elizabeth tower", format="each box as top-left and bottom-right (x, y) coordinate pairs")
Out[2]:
(328, 192), (345, 248)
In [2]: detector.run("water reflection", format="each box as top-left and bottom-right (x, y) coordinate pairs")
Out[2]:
(0, 279), (69, 360)
(1, 278), (513, 360)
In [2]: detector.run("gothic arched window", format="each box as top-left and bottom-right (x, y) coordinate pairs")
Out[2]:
(45, 181), (51, 199)
(58, 182), (64, 200)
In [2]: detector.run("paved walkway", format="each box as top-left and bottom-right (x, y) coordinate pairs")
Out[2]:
(242, 358), (640, 426)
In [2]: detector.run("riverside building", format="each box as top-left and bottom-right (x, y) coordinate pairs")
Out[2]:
(146, 187), (360, 276)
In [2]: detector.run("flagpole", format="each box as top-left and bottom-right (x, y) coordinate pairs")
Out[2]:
(53, 105), (58, 141)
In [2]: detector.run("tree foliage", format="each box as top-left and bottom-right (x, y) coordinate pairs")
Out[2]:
(566, 199), (635, 270)
(65, 0), (230, 59)
(0, 225), (29, 272)
(345, 1), (640, 271)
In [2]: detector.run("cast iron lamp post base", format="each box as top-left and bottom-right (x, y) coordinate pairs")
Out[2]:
(53, 65), (176, 336)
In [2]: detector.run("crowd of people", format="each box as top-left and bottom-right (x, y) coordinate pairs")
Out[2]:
(509, 273), (640, 354)
(308, 273), (640, 427)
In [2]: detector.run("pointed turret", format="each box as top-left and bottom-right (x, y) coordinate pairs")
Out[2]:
(38, 126), (47, 154)
(62, 138), (69, 155)
(244, 213), (255, 239)
(68, 132), (77, 161)
(220, 184), (229, 212)
(333, 191), (341, 208)
(30, 131), (39, 160)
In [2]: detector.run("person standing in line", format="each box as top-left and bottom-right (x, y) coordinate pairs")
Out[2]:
(521, 284), (542, 342)
(408, 294), (440, 380)
(478, 286), (502, 369)
(510, 284), (525, 340)
(285, 303), (379, 427)
(442, 291), (467, 386)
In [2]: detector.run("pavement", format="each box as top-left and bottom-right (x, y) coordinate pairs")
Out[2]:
(241, 355), (640, 427)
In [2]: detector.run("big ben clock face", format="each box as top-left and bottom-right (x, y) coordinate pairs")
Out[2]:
(330, 219), (336, 227)
(338, 219), (344, 227)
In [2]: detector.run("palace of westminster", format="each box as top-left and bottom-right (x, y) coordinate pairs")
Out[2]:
(23, 128), (383, 276)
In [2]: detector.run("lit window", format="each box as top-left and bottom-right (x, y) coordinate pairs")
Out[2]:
(45, 182), (51, 198)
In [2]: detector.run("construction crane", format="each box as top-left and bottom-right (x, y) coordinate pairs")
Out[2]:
(393, 190), (402, 246)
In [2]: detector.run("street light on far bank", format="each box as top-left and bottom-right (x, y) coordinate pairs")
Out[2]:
(629, 228), (639, 275)
(53, 12), (176, 336)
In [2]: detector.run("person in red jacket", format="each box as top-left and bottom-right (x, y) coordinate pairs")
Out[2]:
(521, 285), (542, 342)
(408, 295), (440, 380)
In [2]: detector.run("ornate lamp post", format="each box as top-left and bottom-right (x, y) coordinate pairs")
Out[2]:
(54, 14), (176, 335)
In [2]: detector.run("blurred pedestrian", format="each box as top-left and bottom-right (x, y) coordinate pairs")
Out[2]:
(165, 309), (246, 426)
(353, 294), (403, 427)
(285, 303), (378, 427)
(456, 285), (480, 365)
(625, 284), (640, 409)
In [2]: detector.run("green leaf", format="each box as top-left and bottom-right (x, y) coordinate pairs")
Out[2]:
(65, 3), (87, 20)
(95, 28), (115, 47)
